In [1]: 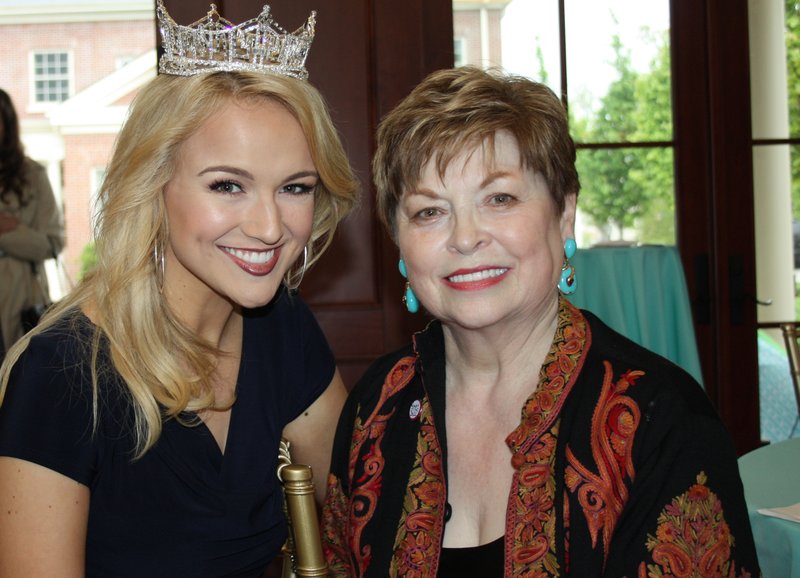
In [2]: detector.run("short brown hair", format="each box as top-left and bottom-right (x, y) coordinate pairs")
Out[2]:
(373, 66), (580, 236)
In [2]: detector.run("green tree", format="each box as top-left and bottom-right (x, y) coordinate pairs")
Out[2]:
(79, 241), (97, 279)
(629, 33), (675, 244)
(572, 29), (674, 243)
(574, 34), (643, 239)
(786, 0), (800, 219)
(535, 40), (549, 86)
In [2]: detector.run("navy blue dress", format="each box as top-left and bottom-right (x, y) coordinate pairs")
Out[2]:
(0, 290), (335, 577)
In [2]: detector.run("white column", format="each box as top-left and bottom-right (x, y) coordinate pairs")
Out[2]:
(749, 0), (795, 323)
(480, 8), (490, 66)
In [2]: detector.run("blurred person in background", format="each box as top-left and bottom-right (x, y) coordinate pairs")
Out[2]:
(0, 88), (64, 360)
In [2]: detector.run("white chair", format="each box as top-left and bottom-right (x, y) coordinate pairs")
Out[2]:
(760, 321), (800, 437)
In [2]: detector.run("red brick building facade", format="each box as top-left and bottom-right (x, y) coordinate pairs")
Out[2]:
(0, 1), (155, 289)
(452, 0), (510, 68)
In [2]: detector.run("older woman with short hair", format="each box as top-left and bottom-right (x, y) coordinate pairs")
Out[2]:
(322, 66), (759, 578)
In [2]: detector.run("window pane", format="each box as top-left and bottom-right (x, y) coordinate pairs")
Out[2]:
(499, 0), (561, 93)
(789, 1), (800, 139)
(452, 0), (507, 69)
(32, 51), (69, 103)
(452, 0), (675, 246)
(565, 0), (671, 144)
(751, 0), (793, 139)
(576, 147), (675, 245)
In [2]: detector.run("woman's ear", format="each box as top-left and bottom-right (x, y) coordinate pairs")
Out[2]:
(560, 192), (577, 240)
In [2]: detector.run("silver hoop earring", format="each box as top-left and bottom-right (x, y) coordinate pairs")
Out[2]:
(154, 242), (165, 293)
(286, 245), (309, 294)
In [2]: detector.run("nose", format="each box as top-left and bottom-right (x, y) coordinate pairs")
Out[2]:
(242, 194), (284, 245)
(448, 211), (488, 255)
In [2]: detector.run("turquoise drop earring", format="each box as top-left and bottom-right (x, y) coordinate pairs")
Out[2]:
(398, 259), (419, 313)
(558, 238), (577, 295)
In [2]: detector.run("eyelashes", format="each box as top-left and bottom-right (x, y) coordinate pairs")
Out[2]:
(209, 179), (244, 195)
(281, 183), (316, 195)
(208, 180), (317, 196)
(407, 193), (518, 222)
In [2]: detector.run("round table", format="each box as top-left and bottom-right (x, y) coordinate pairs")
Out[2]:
(567, 245), (703, 385)
(738, 437), (800, 577)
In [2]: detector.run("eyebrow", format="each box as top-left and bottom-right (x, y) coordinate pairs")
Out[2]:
(479, 169), (515, 189)
(409, 169), (516, 196)
(284, 170), (320, 181)
(198, 165), (254, 179)
(198, 166), (319, 182)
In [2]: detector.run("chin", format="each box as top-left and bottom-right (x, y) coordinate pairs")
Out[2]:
(229, 285), (284, 310)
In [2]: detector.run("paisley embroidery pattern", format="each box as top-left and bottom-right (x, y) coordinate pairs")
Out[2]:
(390, 398), (445, 578)
(338, 356), (418, 576)
(505, 299), (589, 577)
(323, 475), (353, 577)
(565, 361), (643, 566)
(639, 472), (753, 578)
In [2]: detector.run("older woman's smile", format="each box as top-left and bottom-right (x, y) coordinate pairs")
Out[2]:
(444, 267), (509, 289)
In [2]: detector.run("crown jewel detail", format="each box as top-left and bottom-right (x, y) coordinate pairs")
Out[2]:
(156, 1), (316, 80)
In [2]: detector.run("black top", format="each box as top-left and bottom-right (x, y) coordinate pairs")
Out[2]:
(322, 301), (761, 577)
(438, 536), (504, 578)
(0, 289), (335, 577)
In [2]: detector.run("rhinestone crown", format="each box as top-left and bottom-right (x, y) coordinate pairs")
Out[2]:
(156, 0), (316, 80)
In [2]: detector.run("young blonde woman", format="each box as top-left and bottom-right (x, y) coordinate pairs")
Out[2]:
(0, 3), (358, 576)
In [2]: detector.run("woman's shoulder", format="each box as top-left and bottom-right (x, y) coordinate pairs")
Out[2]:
(578, 309), (710, 411)
(0, 311), (119, 485)
(22, 156), (44, 169)
(570, 311), (733, 463)
(23, 311), (87, 352)
(6, 311), (133, 432)
(21, 157), (47, 179)
(345, 342), (417, 412)
(11, 312), (94, 386)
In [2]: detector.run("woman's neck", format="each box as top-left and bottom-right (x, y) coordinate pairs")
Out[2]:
(441, 300), (559, 400)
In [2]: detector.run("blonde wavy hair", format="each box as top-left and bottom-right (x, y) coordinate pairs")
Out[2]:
(0, 71), (358, 457)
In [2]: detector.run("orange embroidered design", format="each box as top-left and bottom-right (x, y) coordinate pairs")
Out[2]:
(390, 398), (445, 578)
(505, 299), (589, 577)
(323, 475), (354, 577)
(565, 362), (643, 566)
(639, 472), (753, 578)
(346, 356), (417, 576)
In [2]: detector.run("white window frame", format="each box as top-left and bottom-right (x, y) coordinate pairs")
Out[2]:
(454, 37), (468, 67)
(28, 50), (74, 111)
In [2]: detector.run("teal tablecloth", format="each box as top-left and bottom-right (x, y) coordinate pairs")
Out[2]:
(738, 438), (800, 577)
(566, 245), (704, 386)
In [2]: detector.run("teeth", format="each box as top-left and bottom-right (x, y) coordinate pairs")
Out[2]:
(223, 247), (274, 264)
(448, 268), (507, 283)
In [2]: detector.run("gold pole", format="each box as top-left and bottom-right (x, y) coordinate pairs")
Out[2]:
(280, 464), (327, 577)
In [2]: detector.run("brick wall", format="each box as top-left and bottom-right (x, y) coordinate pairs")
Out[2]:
(0, 16), (153, 285)
(61, 133), (117, 282)
(453, 7), (505, 68)
(1, 20), (153, 119)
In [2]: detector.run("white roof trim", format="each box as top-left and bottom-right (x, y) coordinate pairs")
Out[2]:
(48, 49), (156, 133)
(0, 2), (154, 24)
